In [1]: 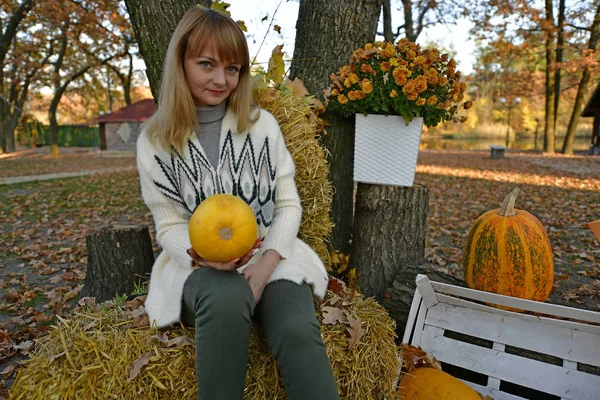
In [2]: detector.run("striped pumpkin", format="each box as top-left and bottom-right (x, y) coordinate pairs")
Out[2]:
(463, 188), (554, 303)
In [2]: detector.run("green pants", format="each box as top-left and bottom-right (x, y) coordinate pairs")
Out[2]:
(181, 267), (340, 400)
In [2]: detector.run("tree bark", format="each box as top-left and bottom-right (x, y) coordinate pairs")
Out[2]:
(553, 0), (565, 134)
(544, 0), (556, 154)
(562, 0), (600, 154)
(0, 0), (34, 154)
(382, 265), (464, 336)
(290, 0), (381, 253)
(82, 225), (154, 302)
(123, 0), (211, 100)
(382, 0), (393, 42)
(351, 183), (429, 302)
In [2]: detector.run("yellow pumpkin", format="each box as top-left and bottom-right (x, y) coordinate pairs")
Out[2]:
(398, 367), (480, 400)
(188, 194), (258, 263)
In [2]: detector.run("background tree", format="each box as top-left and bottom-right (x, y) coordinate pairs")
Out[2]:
(0, 0), (34, 153)
(562, 0), (600, 154)
(380, 0), (463, 43)
(290, 0), (382, 254)
(124, 0), (211, 99)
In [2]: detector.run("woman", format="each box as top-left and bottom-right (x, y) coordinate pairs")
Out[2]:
(136, 6), (339, 400)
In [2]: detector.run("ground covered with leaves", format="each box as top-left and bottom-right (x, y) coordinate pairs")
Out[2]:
(0, 148), (598, 395)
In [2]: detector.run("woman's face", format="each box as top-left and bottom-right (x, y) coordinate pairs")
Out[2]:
(184, 42), (241, 106)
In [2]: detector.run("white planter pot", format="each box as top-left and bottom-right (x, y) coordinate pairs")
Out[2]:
(354, 114), (424, 187)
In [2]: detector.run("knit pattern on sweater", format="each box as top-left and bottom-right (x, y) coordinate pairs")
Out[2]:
(153, 129), (276, 227)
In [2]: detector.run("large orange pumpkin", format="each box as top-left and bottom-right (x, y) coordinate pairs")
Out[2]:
(398, 367), (480, 400)
(189, 194), (258, 263)
(463, 188), (554, 302)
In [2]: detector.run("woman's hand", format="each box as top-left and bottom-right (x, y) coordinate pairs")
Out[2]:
(187, 237), (264, 271)
(241, 249), (281, 303)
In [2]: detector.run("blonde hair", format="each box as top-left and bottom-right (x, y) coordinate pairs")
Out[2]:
(144, 6), (256, 152)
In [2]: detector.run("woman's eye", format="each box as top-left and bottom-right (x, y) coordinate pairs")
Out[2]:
(228, 66), (240, 73)
(199, 61), (211, 68)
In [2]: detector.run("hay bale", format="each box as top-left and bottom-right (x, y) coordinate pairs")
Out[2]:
(258, 90), (334, 264)
(11, 288), (400, 399)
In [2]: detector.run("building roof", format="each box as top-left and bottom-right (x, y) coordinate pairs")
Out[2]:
(95, 99), (156, 123)
(582, 83), (600, 117)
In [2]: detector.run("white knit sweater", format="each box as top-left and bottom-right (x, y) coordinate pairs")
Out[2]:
(137, 107), (329, 327)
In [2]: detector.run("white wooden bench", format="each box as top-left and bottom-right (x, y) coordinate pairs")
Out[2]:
(402, 274), (600, 400)
(490, 144), (508, 159)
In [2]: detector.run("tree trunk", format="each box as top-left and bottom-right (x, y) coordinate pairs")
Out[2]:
(351, 183), (429, 302)
(562, 0), (600, 154)
(82, 225), (155, 302)
(123, 0), (211, 99)
(382, 0), (393, 42)
(553, 0), (565, 134)
(544, 0), (556, 154)
(401, 0), (416, 42)
(290, 0), (381, 253)
(48, 94), (61, 157)
(382, 265), (465, 337)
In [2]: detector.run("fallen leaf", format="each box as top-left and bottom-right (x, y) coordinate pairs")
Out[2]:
(6, 289), (20, 303)
(321, 306), (345, 325)
(273, 24), (281, 34)
(345, 314), (364, 350)
(129, 352), (152, 380)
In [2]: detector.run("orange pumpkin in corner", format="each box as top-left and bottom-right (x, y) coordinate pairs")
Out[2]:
(399, 367), (481, 400)
(189, 194), (258, 263)
(463, 188), (554, 303)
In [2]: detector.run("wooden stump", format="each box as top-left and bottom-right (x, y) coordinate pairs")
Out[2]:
(82, 225), (154, 302)
(351, 183), (429, 303)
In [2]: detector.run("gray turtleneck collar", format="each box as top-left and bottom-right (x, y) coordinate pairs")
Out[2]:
(195, 101), (227, 169)
(196, 101), (227, 125)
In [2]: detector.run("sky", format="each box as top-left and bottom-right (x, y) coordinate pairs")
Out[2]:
(226, 0), (476, 75)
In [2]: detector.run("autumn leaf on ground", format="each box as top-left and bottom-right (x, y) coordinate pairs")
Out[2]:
(124, 295), (146, 310)
(322, 306), (345, 325)
(5, 289), (20, 303)
(151, 332), (194, 348)
(73, 297), (96, 313)
(398, 344), (442, 373)
(345, 314), (364, 350)
(129, 352), (152, 380)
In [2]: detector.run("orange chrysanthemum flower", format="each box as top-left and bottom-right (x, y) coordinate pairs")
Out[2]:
(415, 76), (427, 93)
(355, 90), (366, 100)
(382, 43), (396, 58)
(416, 98), (426, 106)
(365, 43), (373, 50)
(361, 80), (373, 94)
(348, 91), (358, 101)
(389, 58), (399, 67)
(438, 76), (448, 87)
(380, 61), (391, 72)
(361, 63), (376, 75)
(389, 89), (398, 98)
(350, 73), (360, 84)
(337, 94), (348, 104)
(427, 96), (438, 106)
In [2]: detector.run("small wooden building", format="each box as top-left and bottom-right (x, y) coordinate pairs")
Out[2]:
(582, 84), (600, 155)
(95, 99), (156, 152)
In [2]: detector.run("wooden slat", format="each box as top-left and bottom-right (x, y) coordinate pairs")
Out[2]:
(424, 302), (600, 367)
(402, 288), (422, 343)
(465, 381), (526, 400)
(420, 327), (600, 399)
(415, 274), (438, 308)
(430, 280), (600, 324)
(411, 297), (428, 347)
(436, 293), (600, 336)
